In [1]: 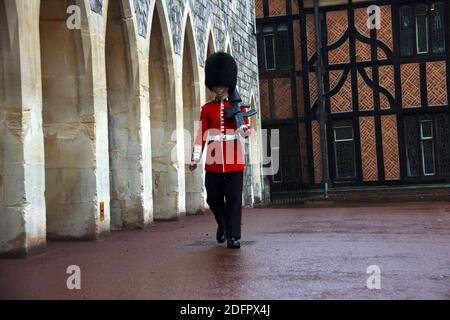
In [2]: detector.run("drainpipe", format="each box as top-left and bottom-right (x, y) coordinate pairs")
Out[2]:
(313, 0), (331, 198)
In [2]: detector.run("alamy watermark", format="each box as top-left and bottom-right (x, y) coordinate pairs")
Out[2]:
(367, 5), (382, 30)
(66, 5), (81, 30)
(366, 265), (381, 290)
(66, 265), (81, 290)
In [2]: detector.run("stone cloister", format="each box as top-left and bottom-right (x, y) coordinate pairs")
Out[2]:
(0, 0), (265, 257)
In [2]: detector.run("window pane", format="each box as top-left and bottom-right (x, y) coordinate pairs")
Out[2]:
(256, 33), (263, 70)
(400, 6), (414, 56)
(282, 126), (299, 182)
(334, 126), (353, 141)
(264, 34), (276, 69)
(335, 141), (356, 178)
(435, 113), (450, 175)
(404, 116), (421, 177)
(333, 122), (355, 179)
(277, 26), (290, 70)
(277, 24), (288, 32)
(420, 118), (436, 175)
(420, 120), (433, 138)
(431, 2), (445, 53)
(415, 4), (429, 54)
(421, 139), (435, 175)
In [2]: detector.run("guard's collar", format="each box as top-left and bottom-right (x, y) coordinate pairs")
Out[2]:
(215, 97), (229, 103)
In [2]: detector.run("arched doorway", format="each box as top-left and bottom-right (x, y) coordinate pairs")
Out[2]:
(1, 1), (47, 256)
(182, 17), (204, 215)
(106, 0), (144, 229)
(205, 32), (216, 103)
(0, 1), (29, 253)
(40, 0), (96, 239)
(149, 4), (179, 220)
(0, 1), (8, 221)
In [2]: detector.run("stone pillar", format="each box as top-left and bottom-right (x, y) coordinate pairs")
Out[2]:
(148, 3), (184, 220)
(180, 17), (206, 215)
(38, 0), (109, 240)
(106, 0), (152, 229)
(0, 0), (46, 257)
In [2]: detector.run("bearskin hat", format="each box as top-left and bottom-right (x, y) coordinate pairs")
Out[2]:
(204, 52), (237, 92)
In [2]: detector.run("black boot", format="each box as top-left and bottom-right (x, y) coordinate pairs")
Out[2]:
(227, 237), (240, 249)
(216, 227), (226, 243)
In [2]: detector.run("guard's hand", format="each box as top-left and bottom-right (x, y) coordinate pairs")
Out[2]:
(189, 160), (197, 171)
(238, 124), (251, 137)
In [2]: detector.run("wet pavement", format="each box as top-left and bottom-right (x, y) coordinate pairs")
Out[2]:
(1, 202), (450, 300)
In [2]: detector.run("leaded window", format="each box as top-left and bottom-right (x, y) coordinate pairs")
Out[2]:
(333, 121), (356, 179)
(404, 114), (450, 178)
(435, 114), (450, 176)
(276, 24), (290, 70)
(256, 22), (292, 71)
(400, 6), (414, 56)
(271, 126), (299, 183)
(431, 2), (445, 53)
(404, 116), (420, 177)
(399, 2), (446, 57)
(415, 4), (429, 54)
(256, 27), (263, 70)
(419, 119), (435, 175)
(263, 26), (276, 70)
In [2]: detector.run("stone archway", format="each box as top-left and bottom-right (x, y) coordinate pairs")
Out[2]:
(205, 32), (216, 103)
(149, 3), (179, 220)
(106, 0), (144, 229)
(1, 1), (46, 256)
(40, 0), (97, 240)
(182, 16), (204, 215)
(225, 36), (233, 55)
(0, 1), (8, 225)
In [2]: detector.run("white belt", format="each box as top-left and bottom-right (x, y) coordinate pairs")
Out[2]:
(208, 134), (239, 141)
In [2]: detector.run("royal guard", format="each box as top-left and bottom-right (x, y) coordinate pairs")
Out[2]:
(189, 52), (254, 249)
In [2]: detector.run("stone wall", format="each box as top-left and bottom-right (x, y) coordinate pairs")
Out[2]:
(0, 0), (265, 257)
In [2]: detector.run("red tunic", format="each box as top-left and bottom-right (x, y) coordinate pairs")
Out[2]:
(192, 99), (250, 173)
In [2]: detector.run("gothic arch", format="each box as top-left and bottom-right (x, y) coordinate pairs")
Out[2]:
(204, 25), (217, 103)
(203, 19), (217, 62)
(180, 2), (200, 77)
(148, 0), (176, 75)
(0, 0), (31, 255)
(224, 32), (233, 55)
(181, 12), (204, 215)
(39, 0), (98, 239)
(106, 0), (146, 229)
(148, 0), (180, 220)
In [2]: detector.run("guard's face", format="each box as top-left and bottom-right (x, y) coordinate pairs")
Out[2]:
(212, 86), (229, 96)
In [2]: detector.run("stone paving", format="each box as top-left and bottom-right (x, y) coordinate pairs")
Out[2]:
(1, 202), (449, 299)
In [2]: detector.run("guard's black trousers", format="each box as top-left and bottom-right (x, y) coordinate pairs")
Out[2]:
(205, 170), (244, 240)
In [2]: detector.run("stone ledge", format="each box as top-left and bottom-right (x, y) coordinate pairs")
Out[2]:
(268, 184), (450, 208)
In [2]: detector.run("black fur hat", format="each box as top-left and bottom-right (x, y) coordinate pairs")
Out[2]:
(204, 52), (237, 92)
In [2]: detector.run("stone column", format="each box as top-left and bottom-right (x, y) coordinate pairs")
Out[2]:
(0, 0), (46, 257)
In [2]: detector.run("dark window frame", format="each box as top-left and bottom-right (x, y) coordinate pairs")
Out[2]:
(332, 121), (357, 180)
(399, 1), (446, 57)
(419, 118), (436, 175)
(256, 22), (291, 72)
(263, 25), (277, 70)
(403, 113), (450, 179)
